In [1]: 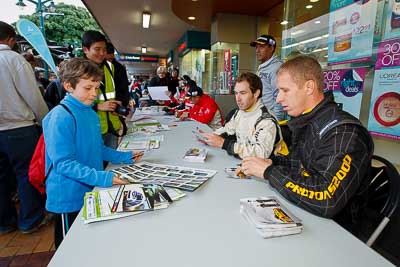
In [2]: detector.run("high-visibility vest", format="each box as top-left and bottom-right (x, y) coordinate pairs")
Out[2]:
(96, 63), (121, 135)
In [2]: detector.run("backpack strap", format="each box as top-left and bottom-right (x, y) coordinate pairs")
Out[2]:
(45, 103), (77, 180)
(256, 106), (282, 146)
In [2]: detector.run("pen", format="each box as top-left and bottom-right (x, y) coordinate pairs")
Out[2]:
(111, 184), (125, 213)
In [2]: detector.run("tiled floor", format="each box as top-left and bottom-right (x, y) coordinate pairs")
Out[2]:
(0, 221), (55, 267)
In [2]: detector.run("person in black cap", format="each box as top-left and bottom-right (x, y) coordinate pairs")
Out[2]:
(178, 83), (224, 130)
(250, 34), (285, 121)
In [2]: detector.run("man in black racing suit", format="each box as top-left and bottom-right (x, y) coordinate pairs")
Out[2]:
(239, 55), (374, 218)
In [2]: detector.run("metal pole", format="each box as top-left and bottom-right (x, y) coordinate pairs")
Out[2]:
(36, 0), (49, 79)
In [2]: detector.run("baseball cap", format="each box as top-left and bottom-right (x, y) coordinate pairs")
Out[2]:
(186, 83), (203, 98)
(250, 35), (276, 47)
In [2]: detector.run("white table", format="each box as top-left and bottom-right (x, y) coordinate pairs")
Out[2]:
(48, 117), (394, 267)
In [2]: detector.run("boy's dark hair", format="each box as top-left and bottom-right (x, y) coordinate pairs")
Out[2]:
(0, 21), (16, 41)
(235, 72), (263, 99)
(59, 58), (103, 88)
(81, 30), (106, 49)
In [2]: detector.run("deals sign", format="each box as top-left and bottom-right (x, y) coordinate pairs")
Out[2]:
(323, 67), (366, 118)
(368, 38), (400, 140)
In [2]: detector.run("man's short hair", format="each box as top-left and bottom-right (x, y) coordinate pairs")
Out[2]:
(277, 55), (324, 92)
(81, 30), (106, 49)
(59, 58), (103, 88)
(0, 21), (16, 41)
(235, 72), (263, 99)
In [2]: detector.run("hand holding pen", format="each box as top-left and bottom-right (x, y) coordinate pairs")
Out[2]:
(132, 151), (144, 162)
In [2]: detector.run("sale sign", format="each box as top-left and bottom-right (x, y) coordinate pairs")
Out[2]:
(375, 38), (400, 70)
(368, 38), (400, 140)
(323, 67), (366, 118)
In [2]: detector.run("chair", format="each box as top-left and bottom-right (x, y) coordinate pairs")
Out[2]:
(335, 155), (400, 265)
(365, 155), (400, 247)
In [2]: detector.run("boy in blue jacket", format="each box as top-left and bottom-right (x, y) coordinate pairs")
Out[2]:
(43, 58), (142, 248)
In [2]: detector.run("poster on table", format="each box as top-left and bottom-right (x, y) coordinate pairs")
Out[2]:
(383, 0), (400, 40)
(327, 0), (377, 65)
(368, 38), (400, 140)
(323, 67), (366, 118)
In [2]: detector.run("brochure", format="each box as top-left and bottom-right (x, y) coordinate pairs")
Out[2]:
(116, 184), (154, 213)
(240, 197), (303, 238)
(183, 148), (207, 163)
(82, 184), (183, 224)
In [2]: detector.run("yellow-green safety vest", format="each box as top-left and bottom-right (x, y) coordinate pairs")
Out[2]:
(96, 63), (121, 135)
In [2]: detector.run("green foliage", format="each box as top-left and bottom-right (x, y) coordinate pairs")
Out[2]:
(18, 3), (102, 47)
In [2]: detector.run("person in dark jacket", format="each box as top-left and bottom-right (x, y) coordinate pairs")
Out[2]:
(105, 42), (130, 107)
(239, 55), (374, 219)
(44, 79), (66, 110)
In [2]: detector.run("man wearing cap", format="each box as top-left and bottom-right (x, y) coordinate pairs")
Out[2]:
(179, 84), (224, 130)
(250, 34), (285, 121)
(198, 72), (284, 159)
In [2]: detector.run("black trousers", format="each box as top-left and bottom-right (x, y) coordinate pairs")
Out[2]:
(54, 211), (79, 249)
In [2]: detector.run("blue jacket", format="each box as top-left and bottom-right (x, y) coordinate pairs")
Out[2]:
(43, 94), (133, 213)
(257, 55), (285, 121)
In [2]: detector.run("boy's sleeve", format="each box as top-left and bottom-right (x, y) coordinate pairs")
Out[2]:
(45, 109), (113, 188)
(102, 145), (133, 164)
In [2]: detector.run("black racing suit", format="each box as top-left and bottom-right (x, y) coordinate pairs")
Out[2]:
(264, 95), (374, 218)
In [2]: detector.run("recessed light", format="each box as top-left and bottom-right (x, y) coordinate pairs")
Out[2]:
(310, 0), (319, 2)
(315, 20), (321, 24)
(141, 47), (147, 54)
(280, 20), (288, 25)
(188, 16), (196, 20)
(306, 5), (313, 9)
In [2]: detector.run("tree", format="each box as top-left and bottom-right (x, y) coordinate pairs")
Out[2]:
(19, 3), (102, 48)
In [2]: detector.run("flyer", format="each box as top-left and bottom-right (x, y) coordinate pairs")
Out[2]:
(323, 68), (366, 118)
(368, 38), (400, 140)
(328, 0), (377, 65)
(383, 0), (400, 40)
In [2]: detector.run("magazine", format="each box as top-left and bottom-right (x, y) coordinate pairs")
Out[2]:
(82, 184), (184, 224)
(183, 148), (207, 163)
(240, 197), (303, 238)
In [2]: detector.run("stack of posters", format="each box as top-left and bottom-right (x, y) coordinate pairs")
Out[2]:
(118, 139), (160, 151)
(129, 120), (170, 134)
(111, 161), (217, 191)
(82, 184), (185, 224)
(240, 197), (303, 239)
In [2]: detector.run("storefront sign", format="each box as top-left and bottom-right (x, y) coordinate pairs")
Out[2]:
(328, 0), (377, 65)
(176, 31), (210, 56)
(224, 50), (232, 90)
(323, 67), (366, 118)
(117, 53), (159, 63)
(368, 38), (400, 140)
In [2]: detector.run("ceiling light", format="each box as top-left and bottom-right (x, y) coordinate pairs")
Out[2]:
(306, 5), (313, 9)
(280, 20), (288, 25)
(188, 16), (196, 21)
(310, 0), (319, 2)
(315, 20), (321, 24)
(141, 47), (147, 54)
(142, 12), (151, 28)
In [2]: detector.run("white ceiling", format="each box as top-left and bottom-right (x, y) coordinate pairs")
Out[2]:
(82, 0), (197, 56)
